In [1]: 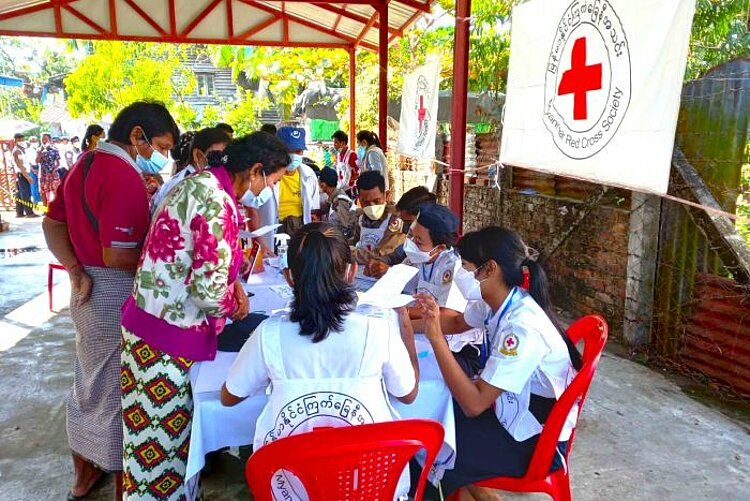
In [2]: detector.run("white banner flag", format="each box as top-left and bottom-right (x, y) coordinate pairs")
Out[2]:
(398, 60), (441, 159)
(500, 0), (695, 194)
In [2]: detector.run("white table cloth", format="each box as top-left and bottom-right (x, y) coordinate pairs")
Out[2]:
(186, 267), (457, 482)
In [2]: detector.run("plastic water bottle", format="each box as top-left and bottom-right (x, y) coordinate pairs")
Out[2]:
(275, 233), (291, 270)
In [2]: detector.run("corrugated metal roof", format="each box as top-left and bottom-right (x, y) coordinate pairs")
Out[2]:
(0, 0), (434, 51)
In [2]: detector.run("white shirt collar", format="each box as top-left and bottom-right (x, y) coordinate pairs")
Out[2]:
(96, 141), (141, 174)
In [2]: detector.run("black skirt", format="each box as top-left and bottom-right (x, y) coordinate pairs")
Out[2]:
(413, 396), (569, 499)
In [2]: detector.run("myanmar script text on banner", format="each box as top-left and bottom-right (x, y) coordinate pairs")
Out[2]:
(398, 60), (441, 159)
(500, 0), (696, 194)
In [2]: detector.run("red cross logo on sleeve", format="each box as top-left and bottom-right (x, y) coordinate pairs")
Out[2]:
(557, 37), (602, 120)
(500, 333), (519, 356)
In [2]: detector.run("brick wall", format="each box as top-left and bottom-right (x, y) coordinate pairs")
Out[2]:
(462, 185), (630, 339)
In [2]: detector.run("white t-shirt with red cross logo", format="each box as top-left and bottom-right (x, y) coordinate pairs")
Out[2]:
(464, 290), (578, 442)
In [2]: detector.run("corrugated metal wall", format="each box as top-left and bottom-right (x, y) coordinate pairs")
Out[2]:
(652, 58), (750, 394)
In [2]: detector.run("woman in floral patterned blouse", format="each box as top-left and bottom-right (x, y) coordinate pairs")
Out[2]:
(120, 132), (290, 500)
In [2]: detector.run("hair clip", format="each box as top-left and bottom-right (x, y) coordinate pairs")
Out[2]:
(521, 265), (531, 290)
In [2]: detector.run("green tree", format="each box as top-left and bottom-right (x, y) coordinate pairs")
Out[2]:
(64, 41), (196, 120)
(213, 45), (349, 118)
(687, 0), (750, 79)
(0, 37), (78, 122)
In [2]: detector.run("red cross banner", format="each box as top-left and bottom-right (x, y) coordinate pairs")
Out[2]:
(499, 0), (696, 194)
(398, 60), (441, 159)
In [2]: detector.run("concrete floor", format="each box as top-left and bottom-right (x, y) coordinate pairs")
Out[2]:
(0, 213), (748, 500)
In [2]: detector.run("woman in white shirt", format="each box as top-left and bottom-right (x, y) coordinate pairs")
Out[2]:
(402, 203), (484, 377)
(221, 222), (419, 497)
(414, 226), (583, 499)
(356, 130), (389, 191)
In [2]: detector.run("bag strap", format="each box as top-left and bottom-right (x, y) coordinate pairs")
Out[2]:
(81, 152), (99, 233)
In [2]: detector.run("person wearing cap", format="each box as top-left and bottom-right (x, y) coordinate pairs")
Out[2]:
(12, 132), (39, 218)
(349, 171), (405, 264)
(365, 185), (437, 278)
(404, 203), (484, 377)
(318, 166), (356, 238)
(37, 132), (61, 205)
(259, 126), (320, 237)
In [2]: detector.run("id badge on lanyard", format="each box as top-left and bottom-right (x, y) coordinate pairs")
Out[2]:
(480, 288), (518, 367)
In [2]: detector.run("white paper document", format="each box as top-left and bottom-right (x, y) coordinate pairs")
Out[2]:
(357, 264), (419, 309)
(238, 224), (281, 240)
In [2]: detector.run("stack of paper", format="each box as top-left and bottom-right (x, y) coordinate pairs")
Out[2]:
(357, 264), (419, 309)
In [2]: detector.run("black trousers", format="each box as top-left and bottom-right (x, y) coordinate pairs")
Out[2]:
(15, 173), (35, 216)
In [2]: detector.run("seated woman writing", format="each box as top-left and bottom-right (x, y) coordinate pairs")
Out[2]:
(414, 226), (583, 500)
(221, 222), (420, 496)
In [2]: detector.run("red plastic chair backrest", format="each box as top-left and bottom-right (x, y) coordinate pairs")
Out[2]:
(245, 419), (445, 501)
(524, 315), (608, 480)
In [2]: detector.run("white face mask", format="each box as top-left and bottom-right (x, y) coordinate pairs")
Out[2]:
(240, 172), (272, 208)
(454, 265), (484, 301)
(403, 238), (434, 264)
(362, 203), (386, 221)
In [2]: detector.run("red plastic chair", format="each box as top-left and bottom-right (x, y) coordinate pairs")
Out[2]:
(48, 262), (66, 311)
(245, 419), (445, 501)
(448, 315), (609, 501)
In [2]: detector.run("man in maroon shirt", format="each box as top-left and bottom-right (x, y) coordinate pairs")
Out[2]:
(43, 101), (179, 500)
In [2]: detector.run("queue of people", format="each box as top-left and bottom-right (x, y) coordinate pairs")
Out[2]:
(42, 102), (582, 501)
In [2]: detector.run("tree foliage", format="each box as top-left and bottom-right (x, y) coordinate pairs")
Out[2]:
(687, 0), (750, 80)
(0, 37), (77, 122)
(64, 41), (196, 120)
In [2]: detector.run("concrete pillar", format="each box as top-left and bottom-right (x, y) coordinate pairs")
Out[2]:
(624, 192), (661, 348)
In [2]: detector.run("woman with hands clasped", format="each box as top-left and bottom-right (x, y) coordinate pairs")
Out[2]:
(414, 226), (583, 500)
(119, 132), (290, 500)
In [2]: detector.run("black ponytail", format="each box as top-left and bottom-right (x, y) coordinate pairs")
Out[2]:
(287, 223), (357, 342)
(356, 130), (382, 149)
(457, 226), (583, 370)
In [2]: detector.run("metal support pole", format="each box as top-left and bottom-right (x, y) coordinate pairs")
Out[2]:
(378, 0), (389, 151)
(450, 0), (471, 227)
(349, 46), (357, 146)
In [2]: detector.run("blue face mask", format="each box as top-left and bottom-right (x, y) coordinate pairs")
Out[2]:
(136, 134), (169, 174)
(357, 145), (367, 160)
(240, 173), (273, 208)
(287, 153), (303, 172)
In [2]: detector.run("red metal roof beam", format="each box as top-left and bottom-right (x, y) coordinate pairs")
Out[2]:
(123, 0), (169, 37)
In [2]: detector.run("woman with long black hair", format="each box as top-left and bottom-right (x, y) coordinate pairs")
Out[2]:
(414, 226), (583, 500)
(81, 124), (105, 154)
(222, 222), (419, 498)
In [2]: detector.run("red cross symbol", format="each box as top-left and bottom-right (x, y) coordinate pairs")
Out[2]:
(557, 37), (602, 120)
(505, 336), (516, 348)
(417, 95), (427, 129)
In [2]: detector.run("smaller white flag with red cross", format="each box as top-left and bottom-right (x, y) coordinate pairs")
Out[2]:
(500, 0), (696, 194)
(398, 60), (441, 159)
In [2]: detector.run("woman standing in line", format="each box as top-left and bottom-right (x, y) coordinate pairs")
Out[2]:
(81, 124), (106, 156)
(120, 132), (290, 500)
